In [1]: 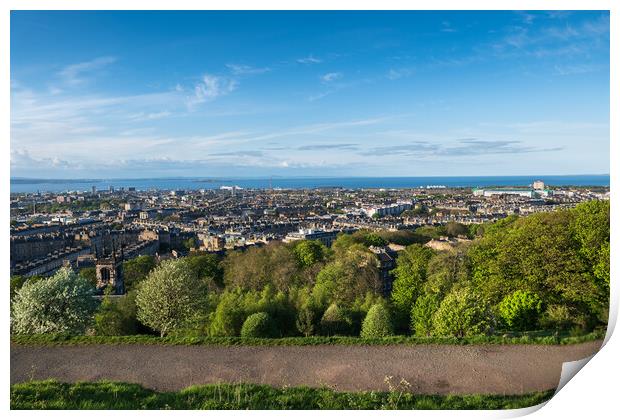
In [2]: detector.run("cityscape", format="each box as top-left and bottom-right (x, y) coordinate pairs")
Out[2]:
(8, 8), (611, 413)
(9, 179), (610, 287)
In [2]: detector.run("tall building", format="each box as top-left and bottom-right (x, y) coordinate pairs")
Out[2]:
(532, 180), (545, 190)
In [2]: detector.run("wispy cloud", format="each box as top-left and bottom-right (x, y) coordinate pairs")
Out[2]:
(386, 68), (414, 80)
(58, 56), (117, 85)
(297, 143), (359, 151)
(441, 21), (457, 33)
(359, 138), (563, 157)
(297, 55), (322, 64)
(187, 74), (238, 108)
(226, 64), (271, 75)
(128, 111), (172, 121)
(321, 72), (343, 83)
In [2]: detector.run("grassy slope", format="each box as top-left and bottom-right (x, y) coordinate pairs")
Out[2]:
(10, 330), (604, 347)
(10, 380), (554, 410)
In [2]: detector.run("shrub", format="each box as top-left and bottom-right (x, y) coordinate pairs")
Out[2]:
(209, 292), (246, 337)
(240, 312), (278, 338)
(94, 289), (138, 336)
(136, 259), (209, 337)
(360, 304), (394, 338)
(497, 290), (543, 331)
(410, 295), (440, 337)
(11, 267), (97, 335)
(432, 288), (491, 337)
(320, 303), (353, 336)
(541, 304), (574, 331)
(296, 304), (318, 337)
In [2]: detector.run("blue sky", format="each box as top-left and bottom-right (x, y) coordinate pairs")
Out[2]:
(10, 10), (610, 178)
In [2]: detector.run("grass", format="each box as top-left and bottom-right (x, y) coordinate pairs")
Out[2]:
(10, 380), (555, 410)
(10, 329), (604, 347)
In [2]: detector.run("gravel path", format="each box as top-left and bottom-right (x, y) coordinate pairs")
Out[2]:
(10, 341), (601, 395)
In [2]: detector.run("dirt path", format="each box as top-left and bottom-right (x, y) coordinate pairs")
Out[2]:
(10, 341), (602, 395)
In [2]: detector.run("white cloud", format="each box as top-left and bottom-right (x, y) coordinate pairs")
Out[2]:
(387, 68), (414, 80)
(188, 74), (238, 108)
(297, 55), (322, 64)
(128, 111), (172, 121)
(58, 56), (117, 85)
(226, 64), (270, 75)
(321, 72), (342, 83)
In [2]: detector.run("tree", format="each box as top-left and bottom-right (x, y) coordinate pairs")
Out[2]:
(296, 304), (317, 337)
(293, 240), (328, 268)
(79, 267), (97, 287)
(432, 288), (491, 337)
(11, 267), (97, 335)
(123, 255), (157, 290)
(497, 290), (543, 331)
(94, 288), (138, 336)
(360, 304), (394, 338)
(391, 244), (435, 315)
(185, 254), (224, 287)
(320, 303), (353, 336)
(209, 291), (246, 337)
(445, 221), (468, 238)
(223, 243), (299, 292)
(313, 245), (380, 306)
(410, 294), (440, 337)
(423, 246), (470, 298)
(135, 259), (209, 337)
(240, 312), (278, 338)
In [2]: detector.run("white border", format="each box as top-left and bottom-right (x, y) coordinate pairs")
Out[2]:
(2, 1), (616, 419)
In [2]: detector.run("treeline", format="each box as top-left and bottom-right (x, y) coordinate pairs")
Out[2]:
(10, 200), (609, 340)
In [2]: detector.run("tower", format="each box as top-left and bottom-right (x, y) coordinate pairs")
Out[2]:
(95, 245), (124, 294)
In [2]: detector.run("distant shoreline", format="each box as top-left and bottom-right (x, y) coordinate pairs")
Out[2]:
(10, 174), (610, 194)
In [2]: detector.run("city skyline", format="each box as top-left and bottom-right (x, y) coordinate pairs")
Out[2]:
(11, 10), (610, 178)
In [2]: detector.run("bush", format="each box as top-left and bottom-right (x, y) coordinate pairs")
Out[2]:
(541, 304), (574, 331)
(320, 303), (353, 336)
(410, 295), (440, 337)
(296, 304), (318, 337)
(240, 312), (278, 338)
(360, 304), (394, 338)
(432, 288), (491, 337)
(497, 290), (543, 331)
(11, 267), (97, 335)
(94, 289), (138, 336)
(136, 259), (209, 337)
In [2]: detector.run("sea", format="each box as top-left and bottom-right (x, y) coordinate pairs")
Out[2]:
(9, 175), (610, 194)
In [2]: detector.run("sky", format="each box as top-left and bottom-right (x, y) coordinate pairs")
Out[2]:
(10, 10), (610, 179)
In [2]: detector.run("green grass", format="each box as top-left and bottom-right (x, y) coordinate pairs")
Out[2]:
(10, 380), (555, 410)
(10, 330), (604, 347)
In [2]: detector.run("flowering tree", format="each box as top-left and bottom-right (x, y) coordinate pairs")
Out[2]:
(11, 267), (97, 334)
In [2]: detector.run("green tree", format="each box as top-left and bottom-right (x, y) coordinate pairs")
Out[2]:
(122, 256), (157, 290)
(497, 290), (543, 331)
(11, 267), (97, 335)
(410, 294), (440, 337)
(360, 304), (394, 338)
(432, 288), (491, 337)
(209, 291), (246, 337)
(94, 288), (138, 336)
(240, 312), (278, 338)
(79, 267), (97, 287)
(320, 303), (353, 336)
(445, 221), (468, 238)
(293, 240), (328, 268)
(295, 304), (318, 337)
(185, 254), (224, 287)
(135, 259), (209, 337)
(391, 244), (435, 315)
(313, 245), (380, 306)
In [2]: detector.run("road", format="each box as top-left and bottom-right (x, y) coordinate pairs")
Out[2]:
(10, 341), (601, 395)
